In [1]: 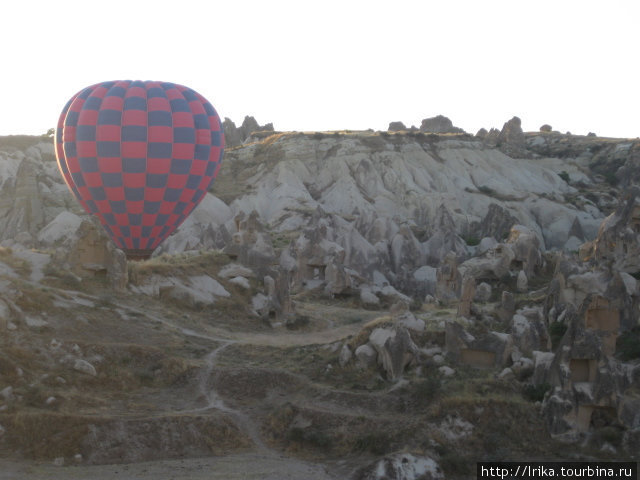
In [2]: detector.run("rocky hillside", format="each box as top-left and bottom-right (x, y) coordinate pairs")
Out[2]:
(0, 119), (639, 479)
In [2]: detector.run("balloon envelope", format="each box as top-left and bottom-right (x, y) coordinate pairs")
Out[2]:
(54, 80), (224, 259)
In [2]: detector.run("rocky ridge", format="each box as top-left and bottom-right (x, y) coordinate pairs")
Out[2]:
(1, 120), (639, 478)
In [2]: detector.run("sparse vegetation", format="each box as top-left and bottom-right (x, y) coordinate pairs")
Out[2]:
(604, 172), (618, 186)
(354, 431), (391, 455)
(616, 326), (640, 361)
(549, 321), (568, 350)
(522, 383), (551, 402)
(558, 170), (570, 183)
(463, 235), (481, 246)
(3, 128), (639, 474)
(412, 372), (442, 402)
(478, 185), (496, 196)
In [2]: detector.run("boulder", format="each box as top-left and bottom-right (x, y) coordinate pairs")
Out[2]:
(158, 275), (230, 308)
(1, 386), (13, 402)
(360, 286), (381, 306)
(339, 344), (352, 367)
(229, 276), (250, 289)
(355, 344), (377, 369)
(396, 313), (425, 332)
(73, 359), (97, 377)
(517, 270), (528, 292)
(218, 263), (255, 279)
(474, 282), (492, 303)
(439, 366), (455, 377)
(353, 453), (444, 480)
(511, 356), (534, 380)
(134, 274), (230, 308)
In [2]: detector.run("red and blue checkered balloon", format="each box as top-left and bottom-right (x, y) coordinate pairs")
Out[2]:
(54, 80), (224, 259)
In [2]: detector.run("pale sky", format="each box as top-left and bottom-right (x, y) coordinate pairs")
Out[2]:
(1, 0), (638, 138)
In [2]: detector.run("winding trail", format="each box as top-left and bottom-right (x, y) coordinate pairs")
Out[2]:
(119, 304), (283, 455)
(5, 283), (351, 478)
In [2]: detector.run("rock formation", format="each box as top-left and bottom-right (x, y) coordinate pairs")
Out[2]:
(581, 188), (640, 273)
(222, 116), (274, 147)
(419, 115), (465, 134)
(387, 121), (407, 131)
(354, 453), (444, 480)
(497, 116), (526, 155)
(1, 124), (640, 471)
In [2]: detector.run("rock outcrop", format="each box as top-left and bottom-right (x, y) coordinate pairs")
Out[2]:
(222, 116), (274, 147)
(497, 116), (526, 156)
(445, 320), (513, 369)
(40, 214), (128, 291)
(419, 115), (464, 134)
(354, 453), (444, 480)
(387, 121), (407, 131)
(581, 188), (640, 273)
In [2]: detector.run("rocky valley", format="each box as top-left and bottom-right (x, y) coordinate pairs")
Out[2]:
(0, 116), (639, 479)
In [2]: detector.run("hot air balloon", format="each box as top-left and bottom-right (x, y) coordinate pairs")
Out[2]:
(54, 80), (224, 260)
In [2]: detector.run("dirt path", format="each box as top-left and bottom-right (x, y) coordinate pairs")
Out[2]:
(0, 454), (337, 480)
(124, 298), (365, 348)
(3, 283), (367, 478)
(228, 322), (363, 347)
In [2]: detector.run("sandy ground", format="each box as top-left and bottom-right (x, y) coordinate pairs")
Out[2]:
(0, 453), (341, 480)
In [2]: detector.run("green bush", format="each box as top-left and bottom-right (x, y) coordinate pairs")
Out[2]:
(522, 383), (551, 402)
(413, 374), (442, 402)
(478, 185), (496, 196)
(463, 236), (481, 247)
(288, 427), (332, 449)
(558, 171), (570, 183)
(354, 432), (391, 455)
(604, 172), (618, 186)
(616, 326), (640, 361)
(549, 322), (567, 350)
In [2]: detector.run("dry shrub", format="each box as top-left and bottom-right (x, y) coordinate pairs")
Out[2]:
(3, 412), (92, 459)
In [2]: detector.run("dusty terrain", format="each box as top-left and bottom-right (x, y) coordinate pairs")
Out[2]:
(0, 250), (625, 480)
(1, 127), (639, 479)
